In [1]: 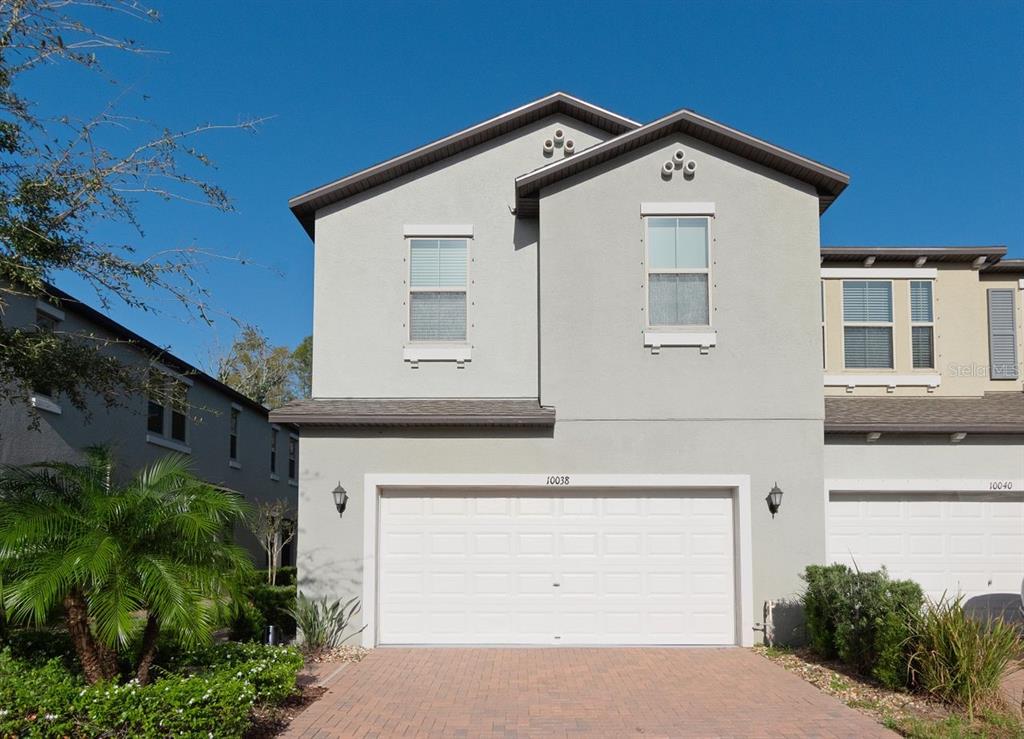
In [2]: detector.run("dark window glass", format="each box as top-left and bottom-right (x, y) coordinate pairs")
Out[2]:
(229, 408), (240, 460)
(147, 399), (164, 434)
(270, 430), (278, 473)
(170, 381), (187, 442)
(288, 437), (297, 480)
(33, 310), (58, 396)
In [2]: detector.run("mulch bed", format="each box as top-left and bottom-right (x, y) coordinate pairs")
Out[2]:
(753, 645), (952, 727)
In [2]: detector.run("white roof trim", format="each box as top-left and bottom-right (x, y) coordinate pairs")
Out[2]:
(821, 268), (938, 280)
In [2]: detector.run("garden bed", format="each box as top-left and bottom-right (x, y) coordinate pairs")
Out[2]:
(755, 645), (1023, 738)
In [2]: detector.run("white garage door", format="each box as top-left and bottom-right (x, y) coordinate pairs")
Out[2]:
(378, 490), (737, 645)
(828, 492), (1024, 602)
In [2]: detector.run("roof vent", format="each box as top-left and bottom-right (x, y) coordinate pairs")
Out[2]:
(564, 139), (575, 156)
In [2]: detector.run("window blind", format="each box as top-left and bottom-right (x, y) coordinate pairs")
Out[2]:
(649, 273), (709, 326)
(910, 281), (933, 322)
(912, 326), (934, 369)
(842, 281), (892, 322)
(844, 326), (893, 369)
(410, 292), (467, 342)
(409, 239), (467, 288)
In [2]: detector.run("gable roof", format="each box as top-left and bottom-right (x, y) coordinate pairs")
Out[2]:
(289, 92), (640, 238)
(515, 108), (850, 217)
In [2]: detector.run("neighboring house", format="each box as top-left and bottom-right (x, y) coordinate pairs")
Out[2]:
(271, 92), (1023, 648)
(0, 283), (299, 567)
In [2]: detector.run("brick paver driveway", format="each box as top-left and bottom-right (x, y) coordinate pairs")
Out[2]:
(283, 647), (894, 738)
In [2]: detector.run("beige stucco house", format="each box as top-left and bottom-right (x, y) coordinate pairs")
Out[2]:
(272, 93), (1023, 647)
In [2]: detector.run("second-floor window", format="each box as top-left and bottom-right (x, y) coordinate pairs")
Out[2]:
(270, 427), (278, 475)
(910, 280), (934, 369)
(287, 435), (298, 482)
(843, 280), (893, 369)
(33, 309), (59, 397)
(645, 217), (711, 327)
(408, 238), (468, 342)
(147, 371), (188, 444)
(229, 407), (240, 461)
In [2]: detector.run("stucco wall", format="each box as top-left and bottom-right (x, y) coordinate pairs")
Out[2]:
(311, 114), (611, 398)
(296, 419), (826, 641)
(825, 435), (1024, 480)
(823, 265), (1024, 396)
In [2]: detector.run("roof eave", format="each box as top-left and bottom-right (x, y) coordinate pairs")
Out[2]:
(266, 412), (555, 427)
(825, 423), (1024, 435)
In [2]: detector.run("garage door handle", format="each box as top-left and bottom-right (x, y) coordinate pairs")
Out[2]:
(553, 583), (560, 587)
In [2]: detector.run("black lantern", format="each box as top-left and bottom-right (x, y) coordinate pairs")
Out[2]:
(332, 482), (349, 518)
(765, 482), (783, 518)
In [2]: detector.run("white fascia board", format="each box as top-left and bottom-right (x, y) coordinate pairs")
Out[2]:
(824, 373), (941, 388)
(362, 473), (754, 649)
(403, 225), (474, 238)
(640, 202), (716, 216)
(826, 478), (1024, 493)
(643, 331), (717, 348)
(35, 300), (66, 321)
(403, 345), (472, 362)
(821, 268), (938, 280)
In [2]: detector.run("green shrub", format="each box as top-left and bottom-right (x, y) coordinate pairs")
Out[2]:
(0, 642), (302, 737)
(801, 564), (851, 658)
(229, 576), (297, 642)
(291, 593), (365, 652)
(801, 564), (923, 689)
(908, 596), (1023, 716)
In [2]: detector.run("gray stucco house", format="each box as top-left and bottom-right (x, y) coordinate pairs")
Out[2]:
(272, 92), (1023, 647)
(0, 283), (299, 566)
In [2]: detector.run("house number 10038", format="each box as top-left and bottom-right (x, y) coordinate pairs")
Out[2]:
(546, 475), (571, 486)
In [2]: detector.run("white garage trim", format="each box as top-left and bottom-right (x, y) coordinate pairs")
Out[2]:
(363, 474), (753, 648)
(824, 477), (1024, 578)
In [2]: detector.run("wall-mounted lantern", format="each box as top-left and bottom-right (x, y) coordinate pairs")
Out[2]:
(765, 482), (784, 518)
(332, 482), (349, 518)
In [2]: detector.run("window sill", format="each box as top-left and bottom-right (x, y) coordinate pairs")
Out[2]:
(270, 473), (280, 482)
(288, 479), (298, 488)
(229, 460), (242, 470)
(403, 345), (471, 363)
(643, 331), (716, 351)
(146, 434), (191, 454)
(825, 373), (941, 391)
(31, 394), (62, 415)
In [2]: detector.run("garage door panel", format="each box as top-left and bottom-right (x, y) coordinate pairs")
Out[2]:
(379, 490), (736, 645)
(828, 492), (1024, 602)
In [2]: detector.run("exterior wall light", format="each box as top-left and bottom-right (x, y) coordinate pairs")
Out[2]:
(765, 482), (784, 518)
(332, 482), (349, 518)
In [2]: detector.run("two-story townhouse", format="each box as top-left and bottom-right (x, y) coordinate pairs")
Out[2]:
(0, 283), (300, 565)
(820, 248), (1024, 616)
(272, 92), (1023, 648)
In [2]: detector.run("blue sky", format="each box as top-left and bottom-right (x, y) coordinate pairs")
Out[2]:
(31, 0), (1024, 368)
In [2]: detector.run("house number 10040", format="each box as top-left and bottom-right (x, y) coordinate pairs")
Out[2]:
(546, 475), (571, 486)
(989, 481), (1014, 491)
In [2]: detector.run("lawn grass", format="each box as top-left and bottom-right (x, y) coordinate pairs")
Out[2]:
(884, 707), (1024, 739)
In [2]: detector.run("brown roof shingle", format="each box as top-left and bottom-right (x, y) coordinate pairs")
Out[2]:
(825, 393), (1024, 434)
(268, 397), (555, 427)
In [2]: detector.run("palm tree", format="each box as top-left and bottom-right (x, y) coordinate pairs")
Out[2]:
(0, 449), (253, 684)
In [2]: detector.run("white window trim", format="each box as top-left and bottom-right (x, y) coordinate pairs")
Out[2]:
(270, 473), (280, 482)
(640, 202), (716, 216)
(643, 331), (717, 348)
(287, 433), (299, 483)
(361, 473), (753, 649)
(30, 394), (62, 414)
(643, 215), (714, 332)
(146, 433), (191, 454)
(824, 373), (941, 389)
(403, 345), (472, 363)
(405, 235), (471, 353)
(822, 268), (937, 280)
(909, 280), (936, 370)
(821, 281), (827, 370)
(35, 300), (65, 321)
(228, 460), (242, 470)
(403, 224), (474, 238)
(842, 279), (894, 371)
